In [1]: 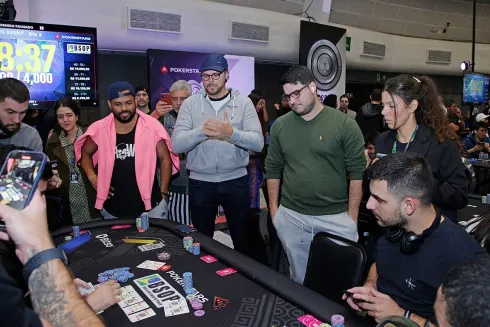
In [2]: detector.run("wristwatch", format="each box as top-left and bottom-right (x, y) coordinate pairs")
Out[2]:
(23, 248), (68, 284)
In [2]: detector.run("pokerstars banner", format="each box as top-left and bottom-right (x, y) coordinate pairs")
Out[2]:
(147, 49), (254, 107)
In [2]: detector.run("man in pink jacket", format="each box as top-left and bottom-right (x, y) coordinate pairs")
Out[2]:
(77, 81), (179, 219)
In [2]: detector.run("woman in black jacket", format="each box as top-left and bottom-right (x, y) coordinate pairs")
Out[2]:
(374, 75), (467, 222)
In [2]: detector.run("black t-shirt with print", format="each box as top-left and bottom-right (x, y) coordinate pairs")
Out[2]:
(104, 123), (161, 218)
(375, 218), (484, 322)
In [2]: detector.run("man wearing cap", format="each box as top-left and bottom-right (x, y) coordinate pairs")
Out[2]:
(76, 81), (179, 219)
(171, 54), (264, 257)
(135, 85), (151, 114)
(475, 113), (489, 124)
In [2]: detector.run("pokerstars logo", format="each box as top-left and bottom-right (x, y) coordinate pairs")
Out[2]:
(169, 67), (200, 74)
(161, 65), (169, 74)
(55, 34), (60, 39)
(95, 234), (114, 248)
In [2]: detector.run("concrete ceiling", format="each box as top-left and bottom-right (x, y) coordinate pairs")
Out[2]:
(330, 0), (490, 43)
(205, 0), (307, 16)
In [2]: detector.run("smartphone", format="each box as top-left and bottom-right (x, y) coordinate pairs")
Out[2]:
(58, 231), (92, 253)
(175, 224), (197, 234)
(49, 160), (58, 170)
(160, 93), (172, 105)
(342, 290), (364, 304)
(0, 151), (47, 231)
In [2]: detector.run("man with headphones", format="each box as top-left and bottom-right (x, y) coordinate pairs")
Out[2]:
(344, 152), (483, 326)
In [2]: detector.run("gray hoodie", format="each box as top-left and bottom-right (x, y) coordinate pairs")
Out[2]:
(171, 88), (264, 183)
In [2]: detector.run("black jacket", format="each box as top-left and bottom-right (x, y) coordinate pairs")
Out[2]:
(356, 102), (385, 138)
(375, 125), (468, 222)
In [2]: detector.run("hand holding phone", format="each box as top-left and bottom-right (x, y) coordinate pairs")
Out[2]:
(160, 93), (172, 105)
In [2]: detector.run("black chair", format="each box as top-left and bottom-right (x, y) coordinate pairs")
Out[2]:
(303, 232), (367, 304)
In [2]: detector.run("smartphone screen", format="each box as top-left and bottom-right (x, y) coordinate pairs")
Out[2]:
(160, 93), (172, 104)
(58, 231), (92, 253)
(0, 150), (46, 210)
(175, 224), (197, 234)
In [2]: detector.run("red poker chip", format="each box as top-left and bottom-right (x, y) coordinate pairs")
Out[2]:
(159, 265), (172, 272)
(194, 310), (205, 317)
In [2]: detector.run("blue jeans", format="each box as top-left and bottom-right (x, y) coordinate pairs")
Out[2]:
(189, 175), (250, 254)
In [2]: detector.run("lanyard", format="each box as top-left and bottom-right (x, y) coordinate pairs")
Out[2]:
(392, 125), (419, 154)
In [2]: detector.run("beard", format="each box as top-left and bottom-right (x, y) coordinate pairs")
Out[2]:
(376, 207), (407, 228)
(113, 109), (136, 124)
(137, 101), (148, 109)
(205, 83), (224, 96)
(0, 119), (21, 136)
(292, 99), (315, 116)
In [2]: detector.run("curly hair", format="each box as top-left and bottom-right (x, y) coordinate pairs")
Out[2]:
(384, 75), (459, 144)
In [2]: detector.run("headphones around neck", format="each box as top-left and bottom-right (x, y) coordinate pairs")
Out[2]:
(385, 207), (441, 255)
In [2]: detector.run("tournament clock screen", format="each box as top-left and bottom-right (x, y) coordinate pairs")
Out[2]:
(0, 21), (98, 108)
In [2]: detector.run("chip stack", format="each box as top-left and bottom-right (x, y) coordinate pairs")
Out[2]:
(72, 226), (80, 238)
(97, 267), (134, 284)
(183, 272), (193, 295)
(191, 242), (200, 255)
(190, 298), (203, 310)
(136, 217), (143, 231)
(331, 315), (344, 327)
(141, 212), (149, 231)
(183, 236), (193, 250)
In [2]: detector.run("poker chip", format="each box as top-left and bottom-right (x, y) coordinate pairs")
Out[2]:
(72, 225), (80, 238)
(157, 251), (171, 260)
(194, 310), (205, 317)
(186, 293), (197, 301)
(65, 236), (73, 241)
(331, 314), (344, 327)
(97, 267), (134, 283)
(192, 302), (203, 310)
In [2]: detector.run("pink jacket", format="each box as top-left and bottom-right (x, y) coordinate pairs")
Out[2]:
(75, 110), (179, 210)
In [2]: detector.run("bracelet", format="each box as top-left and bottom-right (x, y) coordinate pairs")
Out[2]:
(89, 175), (97, 181)
(404, 309), (411, 319)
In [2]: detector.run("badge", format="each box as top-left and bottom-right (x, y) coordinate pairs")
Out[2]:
(70, 172), (79, 184)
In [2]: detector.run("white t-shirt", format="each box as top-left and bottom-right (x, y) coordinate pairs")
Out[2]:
(209, 93), (231, 113)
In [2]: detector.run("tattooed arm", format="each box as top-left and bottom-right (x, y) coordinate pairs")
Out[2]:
(0, 190), (104, 327)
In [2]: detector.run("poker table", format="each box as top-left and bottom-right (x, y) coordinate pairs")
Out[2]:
(458, 194), (490, 222)
(51, 219), (373, 327)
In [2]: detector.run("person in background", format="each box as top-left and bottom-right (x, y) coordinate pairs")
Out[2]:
(0, 78), (43, 152)
(475, 113), (489, 124)
(46, 97), (100, 224)
(446, 100), (465, 134)
(434, 255), (490, 327)
(76, 81), (179, 219)
(171, 54), (264, 259)
(338, 94), (356, 119)
(356, 89), (384, 138)
(267, 65), (365, 284)
(134, 85), (150, 114)
(365, 134), (378, 167)
(0, 189), (107, 327)
(345, 152), (483, 326)
(273, 98), (291, 117)
(373, 75), (467, 222)
(158, 80), (192, 225)
(322, 94), (337, 108)
(463, 121), (490, 158)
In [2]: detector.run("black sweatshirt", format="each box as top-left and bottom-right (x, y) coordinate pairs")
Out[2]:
(374, 125), (468, 222)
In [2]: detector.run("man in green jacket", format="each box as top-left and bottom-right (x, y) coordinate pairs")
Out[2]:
(266, 65), (366, 284)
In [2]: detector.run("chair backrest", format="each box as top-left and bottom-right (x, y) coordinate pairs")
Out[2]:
(303, 231), (367, 304)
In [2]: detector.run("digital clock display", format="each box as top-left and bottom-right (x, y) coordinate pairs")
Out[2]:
(0, 21), (98, 109)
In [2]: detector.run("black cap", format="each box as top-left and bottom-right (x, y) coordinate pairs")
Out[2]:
(135, 85), (148, 94)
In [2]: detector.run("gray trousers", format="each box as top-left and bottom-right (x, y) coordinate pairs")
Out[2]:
(273, 205), (358, 284)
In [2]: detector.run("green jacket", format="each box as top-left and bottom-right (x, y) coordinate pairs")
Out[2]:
(45, 128), (100, 220)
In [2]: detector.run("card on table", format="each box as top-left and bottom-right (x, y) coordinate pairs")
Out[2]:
(200, 255), (217, 263)
(216, 268), (237, 276)
(118, 286), (145, 308)
(122, 239), (156, 244)
(163, 299), (190, 317)
(128, 308), (156, 322)
(122, 301), (150, 315)
(138, 242), (165, 252)
(137, 260), (166, 270)
(77, 282), (96, 296)
(297, 314), (324, 327)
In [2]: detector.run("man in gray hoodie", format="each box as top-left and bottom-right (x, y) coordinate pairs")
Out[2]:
(171, 54), (264, 256)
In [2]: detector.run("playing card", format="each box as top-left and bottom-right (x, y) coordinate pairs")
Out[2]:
(297, 314), (323, 327)
(77, 282), (95, 296)
(127, 308), (156, 322)
(216, 268), (237, 276)
(163, 299), (189, 317)
(137, 260), (166, 270)
(138, 242), (165, 252)
(200, 255), (217, 263)
(122, 301), (150, 315)
(118, 286), (145, 308)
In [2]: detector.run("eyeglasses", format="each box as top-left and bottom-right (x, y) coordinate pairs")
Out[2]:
(282, 85), (308, 102)
(201, 71), (224, 81)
